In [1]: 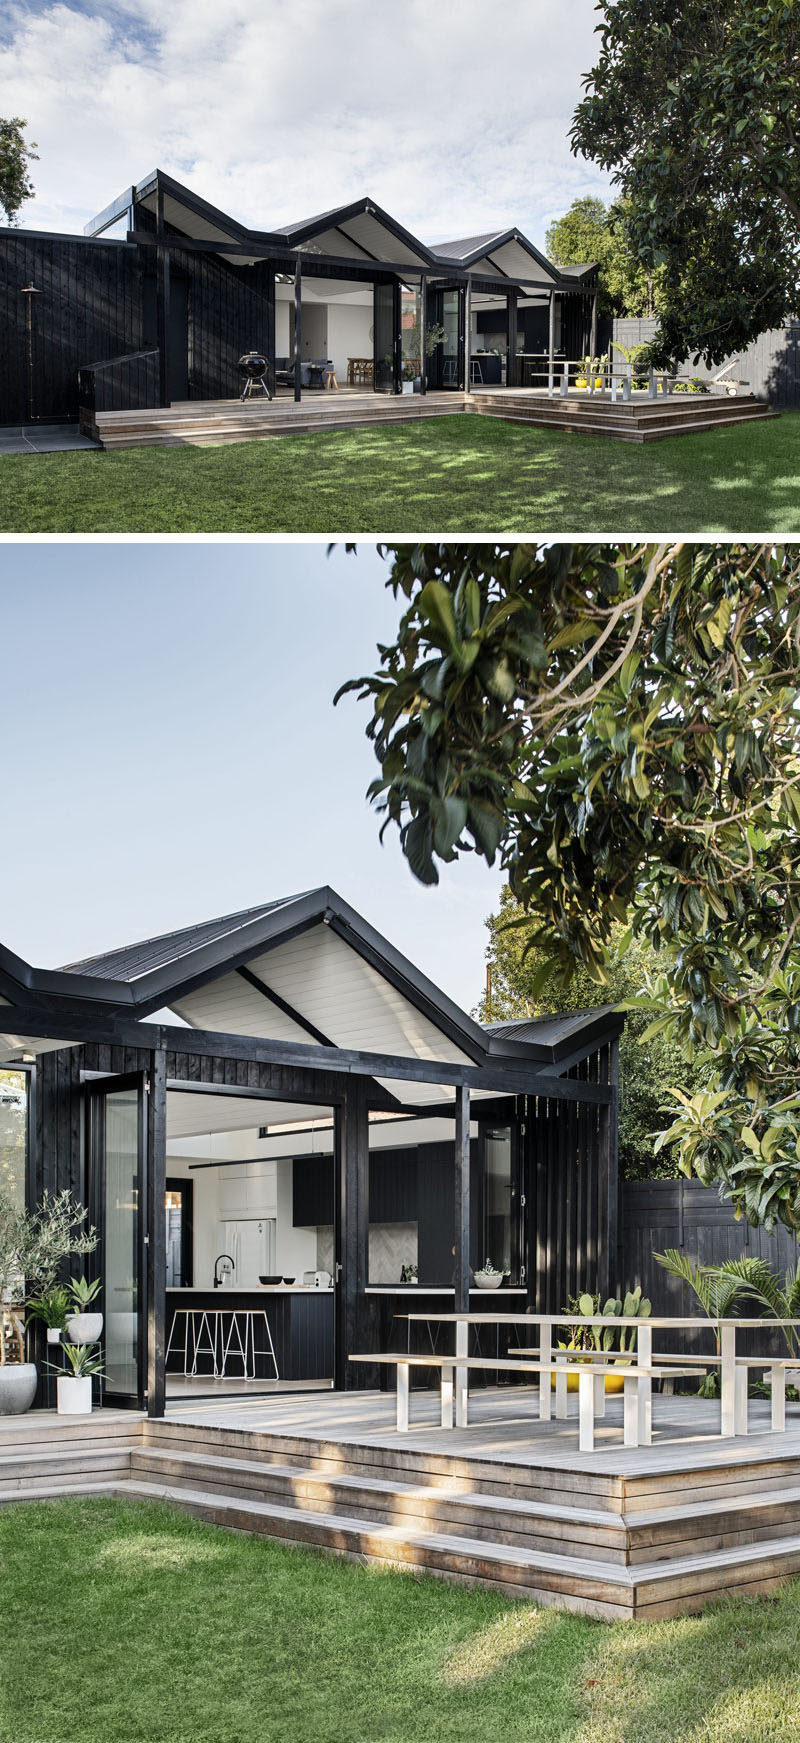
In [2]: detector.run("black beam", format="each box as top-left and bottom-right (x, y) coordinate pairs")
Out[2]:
(146, 1048), (167, 1418)
(294, 259), (302, 402)
(128, 232), (431, 280)
(1, 1007), (613, 1101)
(419, 274), (427, 395)
(454, 1085), (470, 1314)
(235, 965), (333, 1048)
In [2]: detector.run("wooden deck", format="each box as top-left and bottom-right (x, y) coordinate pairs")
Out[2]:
(4, 1390), (800, 1620)
(82, 387), (778, 450)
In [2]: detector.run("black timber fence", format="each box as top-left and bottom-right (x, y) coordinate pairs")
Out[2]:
(612, 316), (800, 409)
(620, 1178), (800, 1356)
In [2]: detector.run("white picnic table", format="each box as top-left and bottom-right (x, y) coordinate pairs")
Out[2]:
(398, 1312), (800, 1441)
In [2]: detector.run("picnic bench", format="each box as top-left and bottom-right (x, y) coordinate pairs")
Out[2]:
(349, 1352), (707, 1453)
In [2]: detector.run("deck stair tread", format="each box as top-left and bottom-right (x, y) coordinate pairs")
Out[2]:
(132, 1445), (800, 1530)
(121, 1475), (800, 1596)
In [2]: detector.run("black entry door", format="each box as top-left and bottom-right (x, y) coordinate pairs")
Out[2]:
(168, 276), (190, 400)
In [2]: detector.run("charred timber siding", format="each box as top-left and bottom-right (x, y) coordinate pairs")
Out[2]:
(0, 233), (146, 423)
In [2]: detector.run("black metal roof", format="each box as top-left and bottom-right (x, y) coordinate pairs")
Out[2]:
(62, 894), (314, 981)
(0, 890), (622, 1073)
(432, 231), (510, 261)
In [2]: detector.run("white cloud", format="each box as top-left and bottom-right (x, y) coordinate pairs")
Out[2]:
(1, 0), (612, 247)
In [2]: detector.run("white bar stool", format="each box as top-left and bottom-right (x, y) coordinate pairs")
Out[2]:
(190, 1309), (219, 1378)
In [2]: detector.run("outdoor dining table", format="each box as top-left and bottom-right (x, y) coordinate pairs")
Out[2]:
(398, 1312), (800, 1440)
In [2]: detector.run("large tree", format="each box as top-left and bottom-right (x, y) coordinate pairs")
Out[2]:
(570, 1), (800, 367)
(478, 890), (704, 1181)
(0, 119), (37, 225)
(337, 542), (800, 1231)
(545, 195), (662, 320)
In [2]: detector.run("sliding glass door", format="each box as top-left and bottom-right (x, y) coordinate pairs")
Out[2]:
(87, 1076), (146, 1406)
(373, 282), (399, 393)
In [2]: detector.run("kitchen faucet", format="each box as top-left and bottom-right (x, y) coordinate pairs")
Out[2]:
(213, 1253), (235, 1288)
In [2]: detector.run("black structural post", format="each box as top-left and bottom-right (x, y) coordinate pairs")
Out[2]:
(419, 274), (427, 394)
(294, 259), (302, 402)
(155, 183), (171, 407)
(454, 1085), (471, 1313)
(335, 1079), (369, 1388)
(146, 1047), (167, 1418)
(507, 289), (518, 387)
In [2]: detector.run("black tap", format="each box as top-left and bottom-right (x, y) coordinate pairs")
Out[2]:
(213, 1253), (235, 1288)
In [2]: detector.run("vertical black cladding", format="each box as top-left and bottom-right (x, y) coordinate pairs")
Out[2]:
(0, 229), (279, 422)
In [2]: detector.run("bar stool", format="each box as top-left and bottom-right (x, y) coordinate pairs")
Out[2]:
(470, 359), (483, 385)
(190, 1309), (219, 1378)
(250, 1310), (279, 1382)
(165, 1308), (193, 1376)
(221, 1309), (253, 1380)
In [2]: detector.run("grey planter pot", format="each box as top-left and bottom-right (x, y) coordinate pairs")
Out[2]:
(66, 1312), (103, 1345)
(0, 1363), (37, 1414)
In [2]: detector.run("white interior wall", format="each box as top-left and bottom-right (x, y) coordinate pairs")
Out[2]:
(275, 300), (291, 358)
(325, 302), (372, 379)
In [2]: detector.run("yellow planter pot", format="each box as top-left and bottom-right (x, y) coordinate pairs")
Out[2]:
(551, 1366), (627, 1394)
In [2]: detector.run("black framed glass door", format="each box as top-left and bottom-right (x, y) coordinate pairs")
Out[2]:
(373, 281), (400, 393)
(87, 1074), (146, 1406)
(429, 288), (464, 389)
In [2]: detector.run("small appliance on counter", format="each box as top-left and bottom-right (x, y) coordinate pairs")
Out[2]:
(302, 1269), (332, 1289)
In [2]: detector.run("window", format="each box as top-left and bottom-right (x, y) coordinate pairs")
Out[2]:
(0, 1070), (27, 1209)
(482, 1126), (513, 1277)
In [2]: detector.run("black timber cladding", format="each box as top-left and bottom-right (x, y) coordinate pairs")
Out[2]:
(0, 231), (147, 423)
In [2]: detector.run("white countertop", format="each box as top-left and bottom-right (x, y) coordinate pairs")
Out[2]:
(166, 1285), (334, 1295)
(364, 1286), (527, 1296)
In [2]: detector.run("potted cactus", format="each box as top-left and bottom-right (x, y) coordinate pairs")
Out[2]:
(66, 1275), (103, 1345)
(558, 1287), (651, 1393)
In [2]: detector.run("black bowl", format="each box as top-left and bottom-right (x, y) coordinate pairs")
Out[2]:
(259, 1274), (282, 1286)
(282, 1276), (295, 1285)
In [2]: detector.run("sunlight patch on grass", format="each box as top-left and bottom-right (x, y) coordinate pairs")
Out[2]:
(441, 1604), (556, 1687)
(96, 1531), (223, 1570)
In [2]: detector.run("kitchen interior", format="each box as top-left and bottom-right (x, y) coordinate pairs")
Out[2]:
(470, 290), (563, 386)
(163, 1089), (521, 1398)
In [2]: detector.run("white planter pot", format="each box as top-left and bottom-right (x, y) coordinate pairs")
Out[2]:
(66, 1312), (103, 1345)
(402, 381), (414, 394)
(474, 1272), (504, 1290)
(0, 1363), (37, 1414)
(46, 1327), (63, 1345)
(57, 1375), (92, 1415)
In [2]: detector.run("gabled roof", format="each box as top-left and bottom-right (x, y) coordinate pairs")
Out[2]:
(0, 892), (622, 1078)
(279, 196), (437, 270)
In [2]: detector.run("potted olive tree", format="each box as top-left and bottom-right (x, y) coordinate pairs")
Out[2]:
(0, 1190), (97, 1415)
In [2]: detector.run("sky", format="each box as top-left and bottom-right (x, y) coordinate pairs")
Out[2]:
(0, 0), (611, 249)
(0, 542), (504, 1014)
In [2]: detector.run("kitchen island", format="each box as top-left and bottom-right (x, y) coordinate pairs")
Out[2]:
(165, 1286), (333, 1384)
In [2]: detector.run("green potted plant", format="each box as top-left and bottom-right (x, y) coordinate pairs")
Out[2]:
(559, 1288), (651, 1393)
(52, 1342), (104, 1416)
(27, 1285), (71, 1347)
(66, 1275), (103, 1345)
(0, 1189), (97, 1415)
(474, 1258), (509, 1290)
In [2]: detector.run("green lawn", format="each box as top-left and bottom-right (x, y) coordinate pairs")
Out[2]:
(2, 1498), (800, 1743)
(0, 412), (798, 533)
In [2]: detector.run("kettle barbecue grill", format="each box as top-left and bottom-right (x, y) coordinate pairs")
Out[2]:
(238, 352), (272, 402)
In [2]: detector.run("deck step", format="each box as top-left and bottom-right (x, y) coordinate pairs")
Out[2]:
(469, 392), (777, 443)
(121, 1474), (800, 1620)
(132, 1446), (800, 1566)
